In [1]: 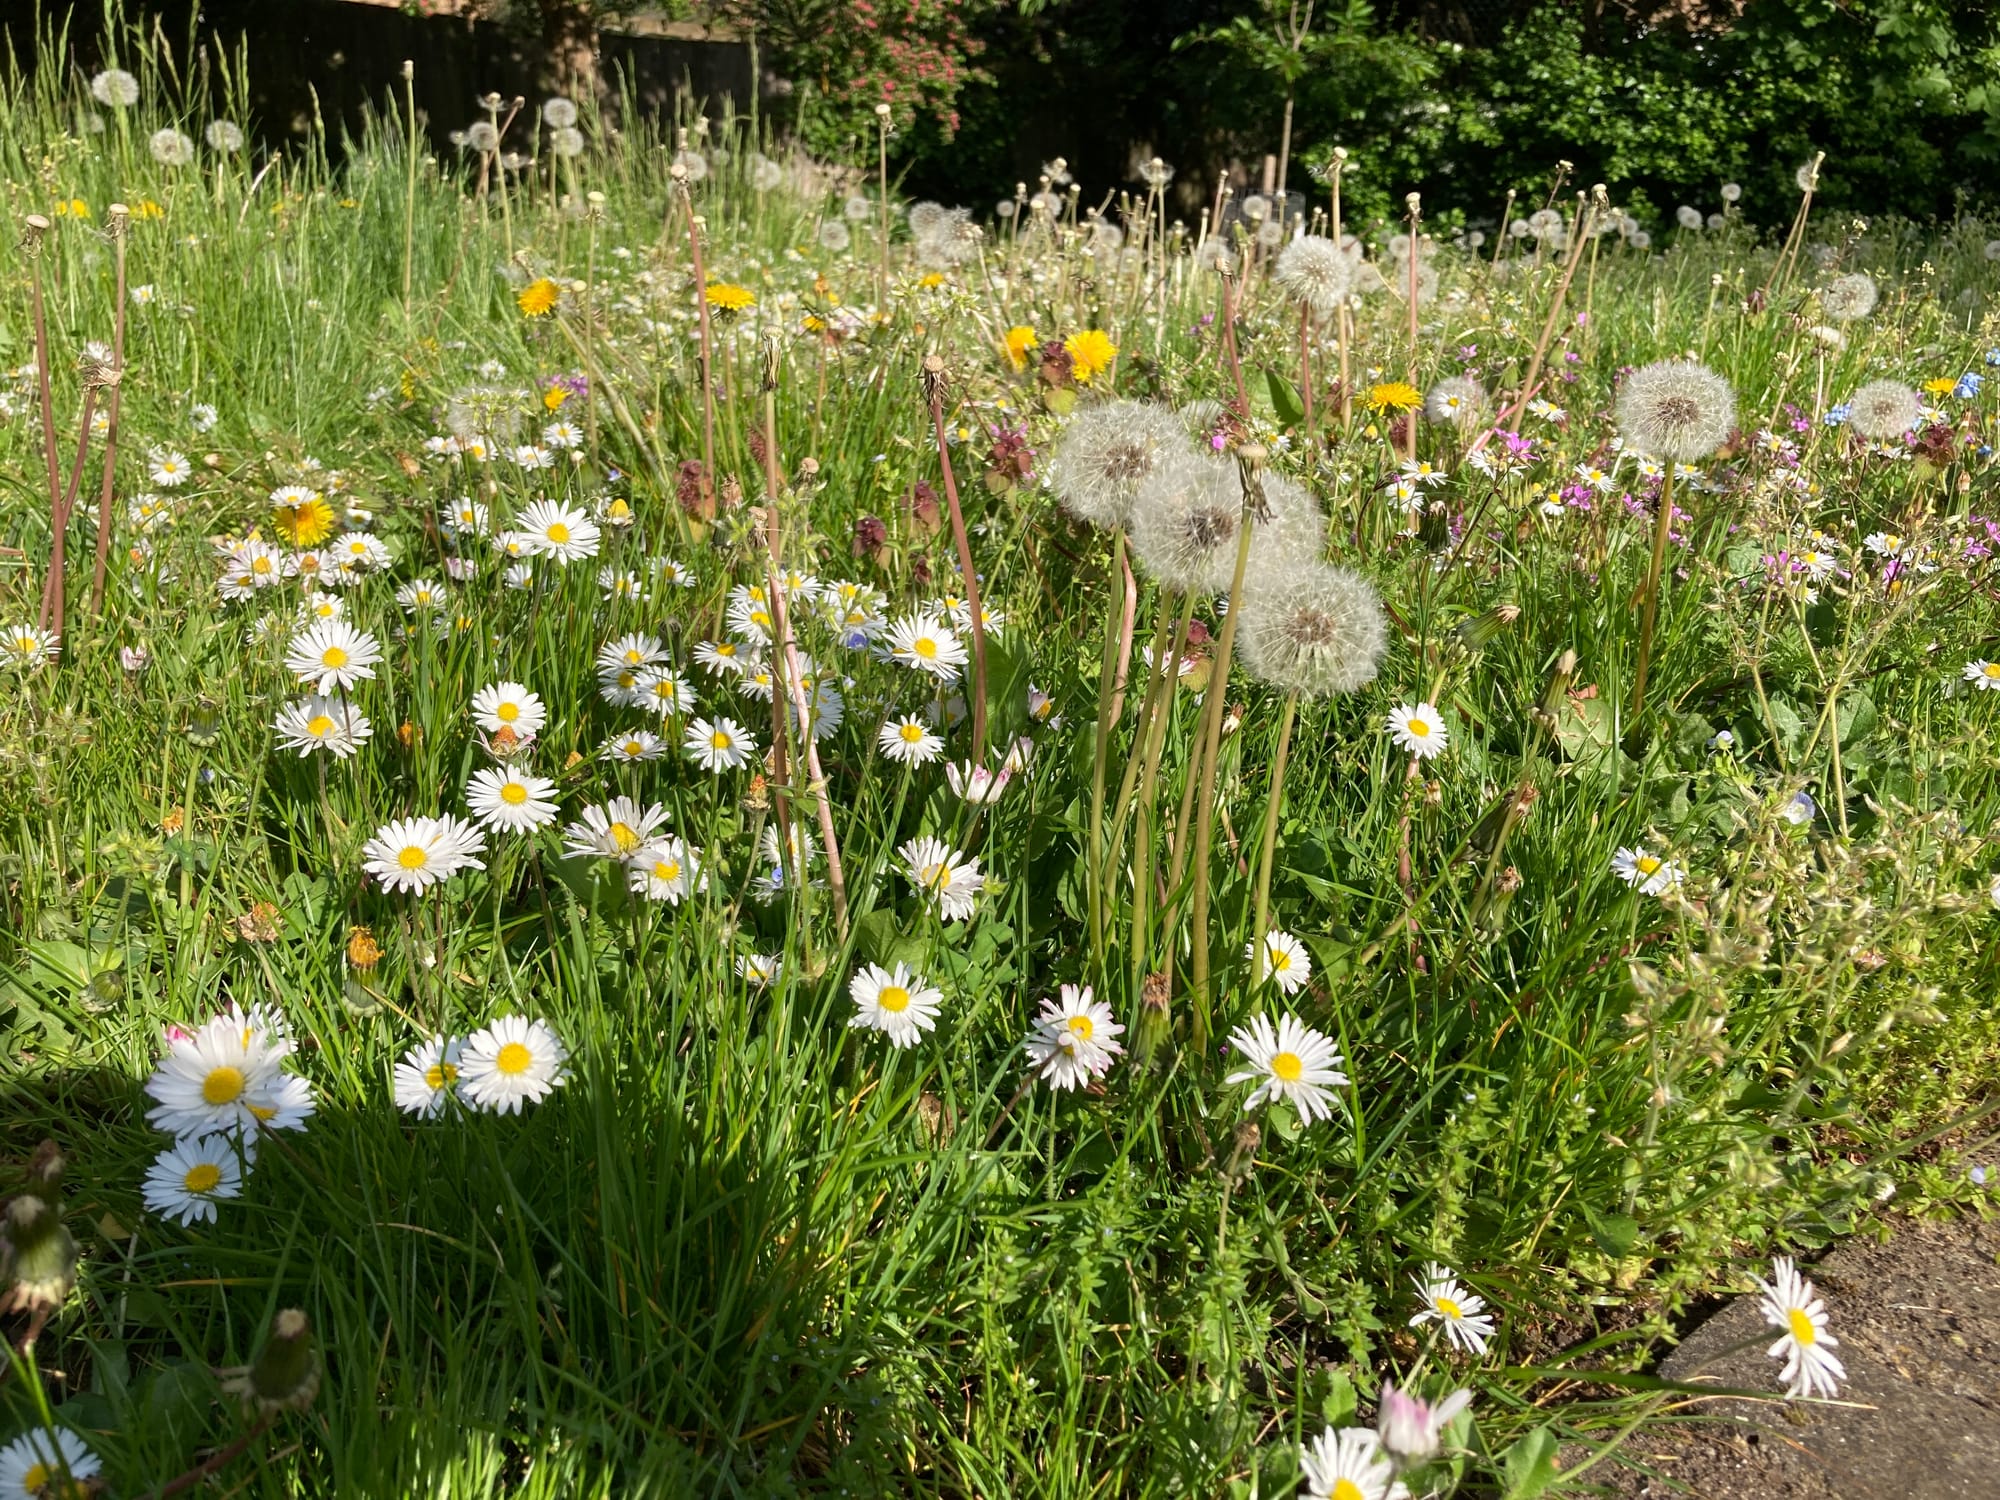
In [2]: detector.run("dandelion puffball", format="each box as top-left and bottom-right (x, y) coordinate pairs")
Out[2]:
(1235, 561), (1387, 699)
(1044, 400), (1190, 531)
(1844, 379), (1923, 440)
(1615, 359), (1735, 462)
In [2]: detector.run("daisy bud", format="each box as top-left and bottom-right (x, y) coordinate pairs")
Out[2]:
(223, 1308), (321, 1415)
(0, 1192), (78, 1319)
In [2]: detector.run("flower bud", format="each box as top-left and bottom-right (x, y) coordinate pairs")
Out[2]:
(1455, 602), (1520, 651)
(0, 1193), (78, 1318)
(222, 1308), (320, 1414)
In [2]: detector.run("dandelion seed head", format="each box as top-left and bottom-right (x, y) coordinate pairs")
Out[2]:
(1271, 235), (1351, 319)
(1844, 379), (1923, 440)
(1616, 359), (1735, 462)
(1238, 561), (1386, 698)
(1045, 400), (1189, 531)
(1819, 271), (1878, 322)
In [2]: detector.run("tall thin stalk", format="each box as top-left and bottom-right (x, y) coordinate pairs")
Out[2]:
(923, 354), (990, 767)
(674, 164), (718, 509)
(1246, 688), (1300, 981)
(89, 204), (131, 618)
(1631, 465), (1676, 720)
(400, 60), (417, 312)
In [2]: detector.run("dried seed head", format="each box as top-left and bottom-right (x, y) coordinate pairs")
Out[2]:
(221, 1308), (321, 1415)
(1236, 560), (1387, 698)
(1845, 379), (1923, 440)
(1615, 359), (1735, 462)
(1045, 399), (1189, 530)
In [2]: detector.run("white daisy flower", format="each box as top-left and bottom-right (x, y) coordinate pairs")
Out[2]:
(847, 961), (944, 1049)
(143, 1010), (310, 1140)
(598, 567), (646, 602)
(0, 1428), (101, 1499)
(684, 715), (758, 772)
(466, 766), (560, 834)
(602, 728), (667, 763)
(141, 1135), (245, 1225)
(693, 638), (749, 677)
(1610, 845), (1681, 896)
(1, 624), (60, 671)
(636, 666), (696, 718)
(272, 696), (372, 759)
(899, 836), (984, 922)
(517, 498), (599, 563)
(1755, 1256), (1845, 1399)
(301, 589), (343, 622)
(360, 814), (487, 894)
(458, 1015), (569, 1114)
(562, 796), (669, 859)
(626, 837), (701, 904)
(879, 714), (944, 765)
(1299, 1427), (1407, 1500)
(884, 612), (969, 680)
(150, 449), (193, 487)
(1247, 930), (1312, 993)
(543, 420), (584, 449)
(725, 585), (778, 642)
(511, 442), (555, 470)
(1023, 984), (1124, 1091)
(1963, 659), (2000, 691)
(1224, 1012), (1347, 1124)
(443, 497), (490, 534)
(597, 632), (666, 675)
(392, 1036), (465, 1117)
(217, 539), (293, 600)
(470, 680), (547, 738)
(1386, 702), (1448, 759)
(395, 577), (447, 615)
(1408, 1263), (1497, 1357)
(285, 618), (381, 693)
(944, 760), (1012, 804)
(736, 952), (782, 986)
(332, 530), (393, 571)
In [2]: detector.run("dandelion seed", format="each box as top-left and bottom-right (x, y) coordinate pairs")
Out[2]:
(90, 68), (140, 106)
(1819, 271), (1877, 322)
(1272, 235), (1351, 319)
(1616, 360), (1734, 462)
(1237, 562), (1386, 697)
(1045, 399), (1188, 530)
(1844, 380), (1923, 441)
(149, 128), (196, 166)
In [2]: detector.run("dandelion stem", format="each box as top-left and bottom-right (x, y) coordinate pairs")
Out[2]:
(925, 357), (990, 768)
(400, 61), (417, 312)
(1188, 454), (1262, 1050)
(1631, 464), (1675, 721)
(1087, 528), (1130, 975)
(1247, 689), (1299, 981)
(676, 174), (719, 517)
(89, 205), (130, 620)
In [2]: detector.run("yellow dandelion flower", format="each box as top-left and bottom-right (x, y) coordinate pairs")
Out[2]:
(1003, 325), (1039, 371)
(517, 278), (561, 318)
(1064, 329), (1118, 384)
(271, 495), (336, 547)
(918, 272), (946, 289)
(1923, 377), (1957, 396)
(705, 282), (756, 312)
(1366, 381), (1422, 413)
(54, 197), (90, 218)
(132, 198), (164, 220)
(543, 385), (569, 412)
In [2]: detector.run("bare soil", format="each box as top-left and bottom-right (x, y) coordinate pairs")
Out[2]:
(1596, 1215), (2000, 1498)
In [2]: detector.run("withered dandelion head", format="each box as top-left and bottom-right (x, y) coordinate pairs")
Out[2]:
(1615, 359), (1735, 462)
(1237, 560), (1387, 698)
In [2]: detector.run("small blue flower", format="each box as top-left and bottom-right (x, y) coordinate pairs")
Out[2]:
(1955, 372), (1983, 400)
(1987, 349), (2000, 367)
(1823, 404), (1850, 427)
(1782, 790), (1816, 826)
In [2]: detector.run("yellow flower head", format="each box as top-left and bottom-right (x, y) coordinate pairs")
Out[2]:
(54, 198), (90, 218)
(705, 282), (756, 312)
(918, 272), (946, 289)
(271, 495), (336, 547)
(1064, 329), (1118, 385)
(1366, 381), (1422, 413)
(1002, 325), (1039, 371)
(1923, 377), (1957, 397)
(131, 199), (164, 220)
(543, 384), (569, 412)
(517, 278), (561, 318)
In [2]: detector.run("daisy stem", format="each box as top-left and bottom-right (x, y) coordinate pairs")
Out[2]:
(1188, 455), (1262, 1052)
(1631, 464), (1675, 722)
(1296, 302), (1314, 444)
(1246, 688), (1299, 983)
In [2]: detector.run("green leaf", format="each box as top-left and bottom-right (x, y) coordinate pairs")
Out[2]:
(1501, 1425), (1560, 1500)
(1582, 1204), (1640, 1257)
(1265, 367), (1305, 429)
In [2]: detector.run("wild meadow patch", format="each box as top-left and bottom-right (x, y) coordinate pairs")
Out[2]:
(2, 18), (1999, 1499)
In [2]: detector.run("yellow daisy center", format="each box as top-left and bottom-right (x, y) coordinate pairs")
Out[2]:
(1984, 663), (2000, 679)
(1788, 1307), (1816, 1346)
(495, 1042), (533, 1075)
(184, 1161), (223, 1192)
(610, 822), (641, 853)
(1270, 1051), (1303, 1083)
(546, 522), (571, 544)
(251, 556), (272, 574)
(500, 782), (528, 805)
(1270, 948), (1291, 971)
(321, 645), (349, 669)
(623, 740), (644, 756)
(398, 845), (429, 870)
(1409, 718), (1431, 737)
(203, 1066), (245, 1104)
(1332, 1481), (1365, 1500)
(653, 860), (680, 881)
(900, 723), (925, 742)
(710, 731), (731, 750)
(247, 1102), (277, 1122)
(914, 638), (937, 660)
(1436, 1295), (1464, 1320)
(425, 1061), (459, 1091)
(496, 701), (519, 722)
(1636, 856), (1661, 876)
(877, 985), (911, 1013)
(1067, 1015), (1094, 1041)
(302, 713), (337, 739)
